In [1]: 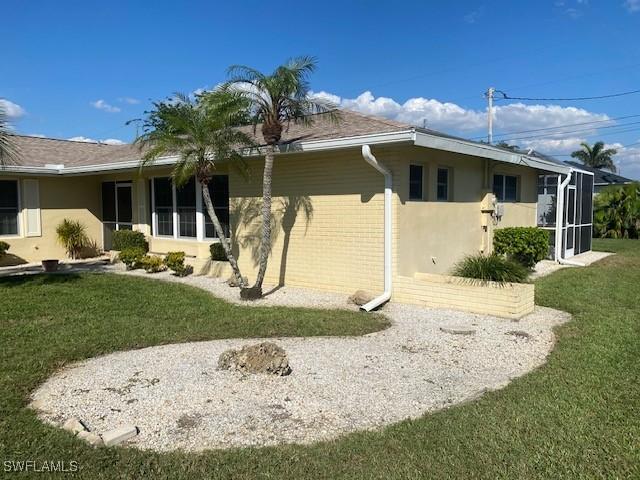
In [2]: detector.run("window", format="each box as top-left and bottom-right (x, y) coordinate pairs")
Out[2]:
(204, 176), (230, 238)
(436, 168), (450, 201)
(151, 175), (231, 240)
(176, 177), (196, 238)
(493, 174), (518, 202)
(409, 165), (424, 200)
(0, 180), (19, 236)
(153, 177), (174, 236)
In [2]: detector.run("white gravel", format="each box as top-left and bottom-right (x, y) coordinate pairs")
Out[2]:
(30, 269), (570, 451)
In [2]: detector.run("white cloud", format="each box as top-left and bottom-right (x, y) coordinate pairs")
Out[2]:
(0, 99), (26, 119)
(311, 90), (609, 137)
(463, 7), (484, 24)
(519, 137), (586, 154)
(118, 97), (140, 105)
(67, 136), (125, 145)
(624, 0), (640, 12)
(27, 133), (46, 138)
(91, 99), (121, 113)
(608, 141), (640, 179)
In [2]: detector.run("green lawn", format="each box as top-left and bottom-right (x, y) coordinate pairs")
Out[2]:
(1, 241), (639, 479)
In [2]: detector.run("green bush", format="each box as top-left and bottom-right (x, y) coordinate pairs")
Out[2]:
(140, 255), (166, 273)
(594, 183), (640, 239)
(55, 219), (89, 259)
(112, 230), (148, 252)
(452, 253), (529, 284)
(210, 242), (228, 262)
(0, 241), (9, 258)
(494, 227), (549, 268)
(164, 251), (191, 276)
(119, 247), (147, 270)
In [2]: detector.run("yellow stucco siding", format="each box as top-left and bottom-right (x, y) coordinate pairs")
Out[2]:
(0, 176), (102, 264)
(491, 163), (539, 228)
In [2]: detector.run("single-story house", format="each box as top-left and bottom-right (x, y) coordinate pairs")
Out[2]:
(1, 110), (593, 316)
(565, 160), (635, 193)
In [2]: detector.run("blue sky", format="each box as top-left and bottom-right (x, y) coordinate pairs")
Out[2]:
(2, 0), (640, 177)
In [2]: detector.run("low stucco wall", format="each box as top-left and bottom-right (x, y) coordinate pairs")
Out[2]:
(393, 272), (534, 319)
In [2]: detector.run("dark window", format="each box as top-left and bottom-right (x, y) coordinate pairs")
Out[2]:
(581, 174), (593, 224)
(117, 185), (132, 223)
(409, 165), (423, 200)
(204, 176), (230, 238)
(567, 188), (576, 224)
(176, 177), (196, 238)
(493, 174), (518, 202)
(101, 182), (116, 222)
(436, 168), (449, 201)
(154, 177), (174, 236)
(0, 180), (19, 236)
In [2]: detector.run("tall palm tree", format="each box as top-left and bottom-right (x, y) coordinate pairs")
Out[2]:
(134, 90), (255, 287)
(224, 56), (339, 299)
(571, 141), (618, 172)
(0, 105), (19, 165)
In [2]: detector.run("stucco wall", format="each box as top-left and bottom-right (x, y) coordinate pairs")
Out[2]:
(0, 176), (102, 264)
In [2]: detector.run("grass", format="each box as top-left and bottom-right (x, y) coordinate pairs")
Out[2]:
(1, 240), (639, 479)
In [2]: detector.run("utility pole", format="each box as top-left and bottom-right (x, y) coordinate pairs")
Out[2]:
(485, 87), (495, 144)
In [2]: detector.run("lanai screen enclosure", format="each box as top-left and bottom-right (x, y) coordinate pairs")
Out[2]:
(537, 168), (594, 260)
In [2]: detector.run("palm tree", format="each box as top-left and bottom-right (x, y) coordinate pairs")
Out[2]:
(223, 56), (339, 299)
(134, 90), (255, 287)
(594, 182), (640, 239)
(0, 105), (19, 165)
(571, 141), (618, 172)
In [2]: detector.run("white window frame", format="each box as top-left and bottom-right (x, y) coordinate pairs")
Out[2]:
(0, 178), (22, 238)
(436, 166), (451, 202)
(493, 173), (519, 203)
(150, 175), (229, 243)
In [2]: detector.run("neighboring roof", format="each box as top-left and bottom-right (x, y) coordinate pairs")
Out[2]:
(564, 161), (635, 185)
(1, 109), (571, 175)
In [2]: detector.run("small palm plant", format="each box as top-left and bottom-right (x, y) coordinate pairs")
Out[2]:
(223, 56), (339, 298)
(56, 219), (89, 259)
(134, 90), (255, 288)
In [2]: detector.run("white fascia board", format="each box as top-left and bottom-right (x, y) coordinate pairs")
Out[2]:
(414, 131), (571, 174)
(0, 165), (62, 176)
(281, 130), (415, 152)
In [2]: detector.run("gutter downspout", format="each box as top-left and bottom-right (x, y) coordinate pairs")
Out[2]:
(361, 145), (392, 311)
(555, 169), (584, 266)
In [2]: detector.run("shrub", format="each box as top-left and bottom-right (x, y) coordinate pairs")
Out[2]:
(0, 241), (9, 258)
(210, 242), (228, 262)
(55, 219), (89, 259)
(119, 247), (146, 270)
(452, 253), (529, 284)
(164, 251), (191, 276)
(593, 183), (640, 239)
(112, 230), (148, 252)
(494, 227), (549, 269)
(140, 255), (167, 273)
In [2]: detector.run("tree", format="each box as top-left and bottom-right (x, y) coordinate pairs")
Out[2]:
(223, 56), (339, 299)
(134, 91), (255, 287)
(0, 105), (19, 165)
(593, 182), (640, 239)
(571, 141), (618, 172)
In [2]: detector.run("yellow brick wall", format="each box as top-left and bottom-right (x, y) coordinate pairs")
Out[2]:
(394, 273), (535, 319)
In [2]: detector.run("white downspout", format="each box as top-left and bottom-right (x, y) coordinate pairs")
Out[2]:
(361, 145), (392, 312)
(555, 169), (584, 266)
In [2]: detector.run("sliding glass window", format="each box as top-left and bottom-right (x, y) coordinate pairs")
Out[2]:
(204, 176), (230, 239)
(176, 177), (197, 238)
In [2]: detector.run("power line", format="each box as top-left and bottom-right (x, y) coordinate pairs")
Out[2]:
(495, 88), (640, 102)
(471, 113), (640, 140)
(495, 120), (640, 143)
(554, 139), (640, 156)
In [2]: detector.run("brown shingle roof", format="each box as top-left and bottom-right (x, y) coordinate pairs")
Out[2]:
(7, 110), (413, 170)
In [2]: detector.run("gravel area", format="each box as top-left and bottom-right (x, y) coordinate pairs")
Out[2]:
(30, 281), (570, 452)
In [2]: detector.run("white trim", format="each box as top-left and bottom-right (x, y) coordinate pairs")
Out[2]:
(171, 183), (178, 239)
(195, 181), (204, 241)
(22, 179), (41, 237)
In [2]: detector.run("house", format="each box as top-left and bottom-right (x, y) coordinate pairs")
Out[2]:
(0, 110), (593, 317)
(564, 161), (635, 193)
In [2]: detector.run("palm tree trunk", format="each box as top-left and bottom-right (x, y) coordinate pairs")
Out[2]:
(201, 183), (246, 288)
(250, 143), (275, 296)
